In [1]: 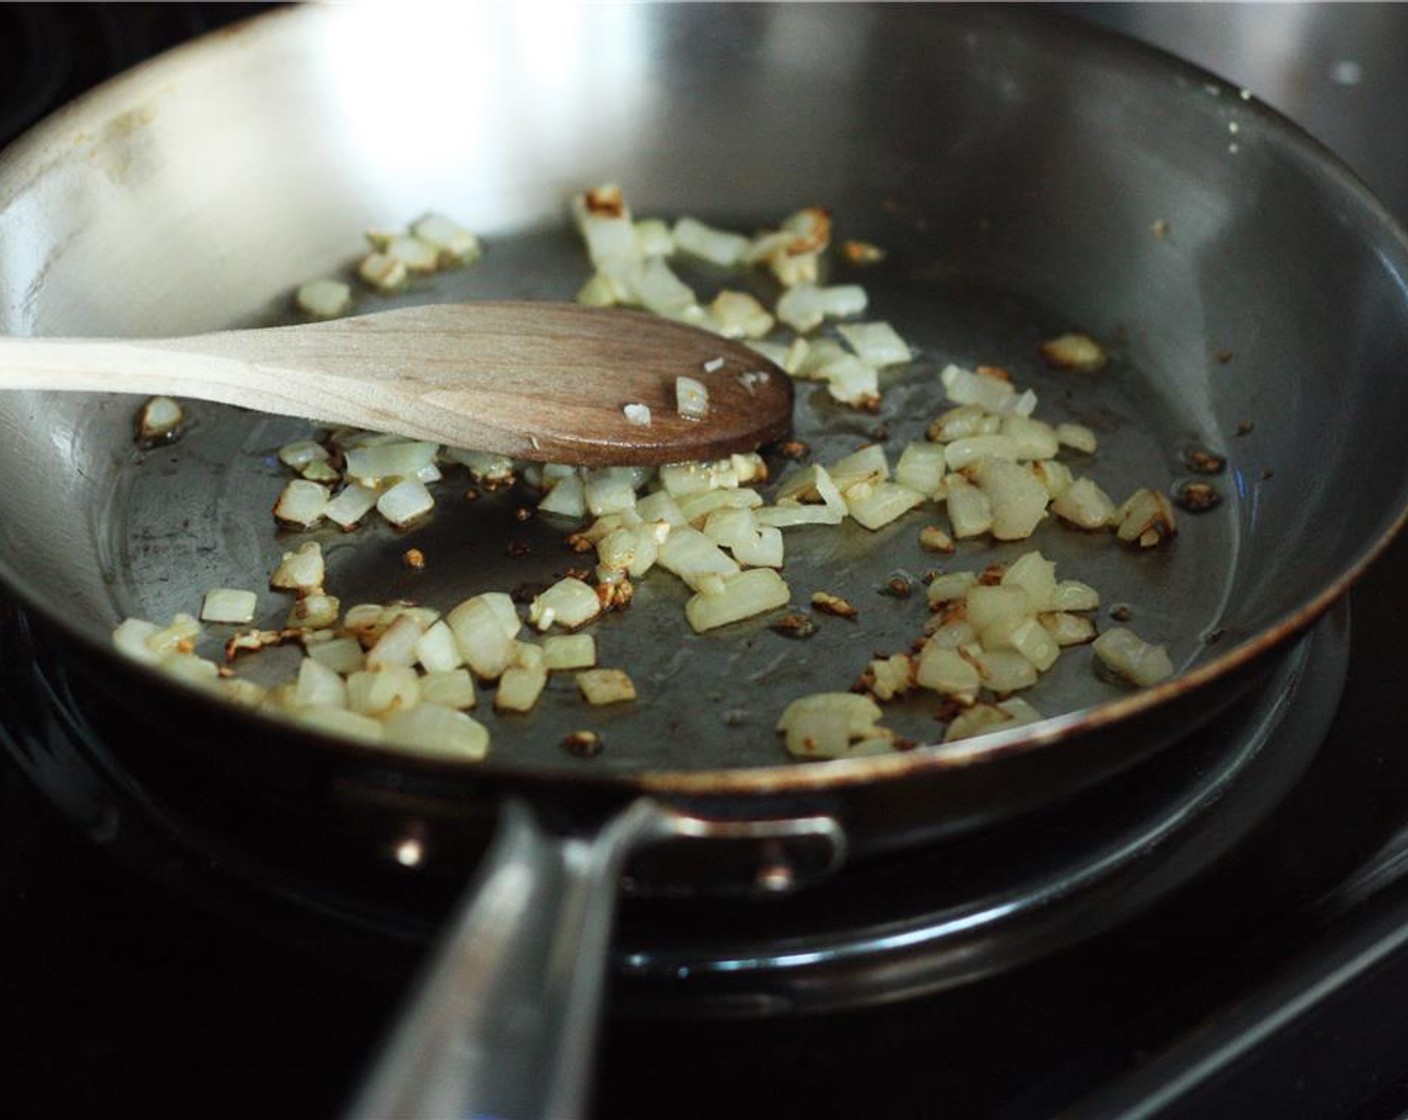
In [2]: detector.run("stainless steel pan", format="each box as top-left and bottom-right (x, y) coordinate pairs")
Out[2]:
(3, 5), (1408, 1116)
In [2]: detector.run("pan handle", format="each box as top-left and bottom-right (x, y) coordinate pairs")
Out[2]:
(345, 796), (674, 1120)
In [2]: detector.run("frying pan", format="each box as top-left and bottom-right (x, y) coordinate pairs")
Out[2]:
(3, 4), (1408, 1116)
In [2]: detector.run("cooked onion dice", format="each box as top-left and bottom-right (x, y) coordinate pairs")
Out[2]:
(972, 649), (1039, 693)
(358, 251), (408, 291)
(980, 615), (1060, 673)
(1093, 627), (1175, 686)
(270, 542), (325, 594)
(896, 443), (948, 498)
(376, 478), (435, 527)
(296, 707), (385, 743)
(1040, 612), (1098, 646)
(926, 570), (978, 606)
(944, 473), (994, 539)
(325, 484), (380, 530)
(274, 480), (330, 528)
(707, 290), (774, 339)
(1001, 552), (1058, 611)
(410, 212), (482, 265)
(112, 618), (162, 665)
(837, 321), (912, 368)
(684, 569), (790, 633)
(295, 279), (352, 319)
(447, 596), (516, 680)
(344, 441), (439, 486)
(307, 636), (365, 675)
(528, 577), (602, 632)
(845, 481), (926, 531)
(971, 458), (1049, 540)
(775, 283), (868, 333)
(366, 613), (426, 670)
(1116, 488), (1177, 548)
(1051, 477), (1117, 530)
(916, 645), (981, 702)
(200, 588), (257, 625)
(294, 657), (348, 710)
(676, 375), (711, 421)
(382, 703), (489, 761)
(346, 665), (420, 717)
(673, 216), (751, 267)
(137, 395), (185, 444)
(776, 692), (889, 759)
(495, 664), (549, 712)
(1041, 332), (1107, 372)
(415, 620), (465, 673)
(658, 527), (740, 590)
(287, 593), (340, 630)
(1057, 422), (1099, 453)
(543, 633), (597, 671)
(577, 668), (637, 705)
(419, 669), (477, 710)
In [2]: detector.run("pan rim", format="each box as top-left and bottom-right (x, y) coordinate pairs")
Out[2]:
(2, 2), (1408, 797)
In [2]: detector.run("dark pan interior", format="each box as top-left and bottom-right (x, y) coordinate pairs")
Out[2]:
(1, 5), (1406, 783)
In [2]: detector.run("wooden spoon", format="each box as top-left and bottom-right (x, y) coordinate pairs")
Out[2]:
(0, 302), (793, 465)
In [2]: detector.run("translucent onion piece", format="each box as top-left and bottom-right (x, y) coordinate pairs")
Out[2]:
(382, 703), (489, 761)
(1092, 627), (1175, 686)
(684, 568), (790, 633)
(837, 321), (912, 368)
(295, 279), (352, 319)
(577, 668), (637, 705)
(376, 478), (435, 528)
(273, 480), (330, 528)
(200, 588), (257, 625)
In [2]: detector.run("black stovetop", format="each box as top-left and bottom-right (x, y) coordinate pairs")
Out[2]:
(7, 5), (1408, 1119)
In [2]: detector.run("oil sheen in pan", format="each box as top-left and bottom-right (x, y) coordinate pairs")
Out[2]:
(105, 220), (1237, 774)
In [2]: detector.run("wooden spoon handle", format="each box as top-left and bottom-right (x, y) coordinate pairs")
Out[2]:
(0, 303), (793, 465)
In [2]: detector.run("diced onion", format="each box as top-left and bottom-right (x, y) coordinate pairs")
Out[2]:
(845, 481), (926, 531)
(895, 442), (948, 497)
(273, 480), (330, 528)
(270, 541), (325, 594)
(376, 477), (435, 528)
(296, 279), (352, 319)
(200, 588), (257, 625)
(137, 396), (184, 443)
(419, 669), (477, 710)
(684, 568), (789, 632)
(577, 668), (637, 705)
(837, 321), (912, 368)
(528, 577), (602, 632)
(325, 483), (380, 530)
(295, 657), (348, 710)
(676, 376), (710, 421)
(673, 216), (752, 266)
(1051, 477), (1118, 530)
(410, 212), (482, 264)
(1092, 627), (1175, 686)
(495, 664), (549, 712)
(346, 665), (420, 717)
(382, 703), (489, 761)
(358, 252), (407, 291)
(543, 633), (597, 671)
(344, 441), (439, 486)
(415, 620), (464, 672)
